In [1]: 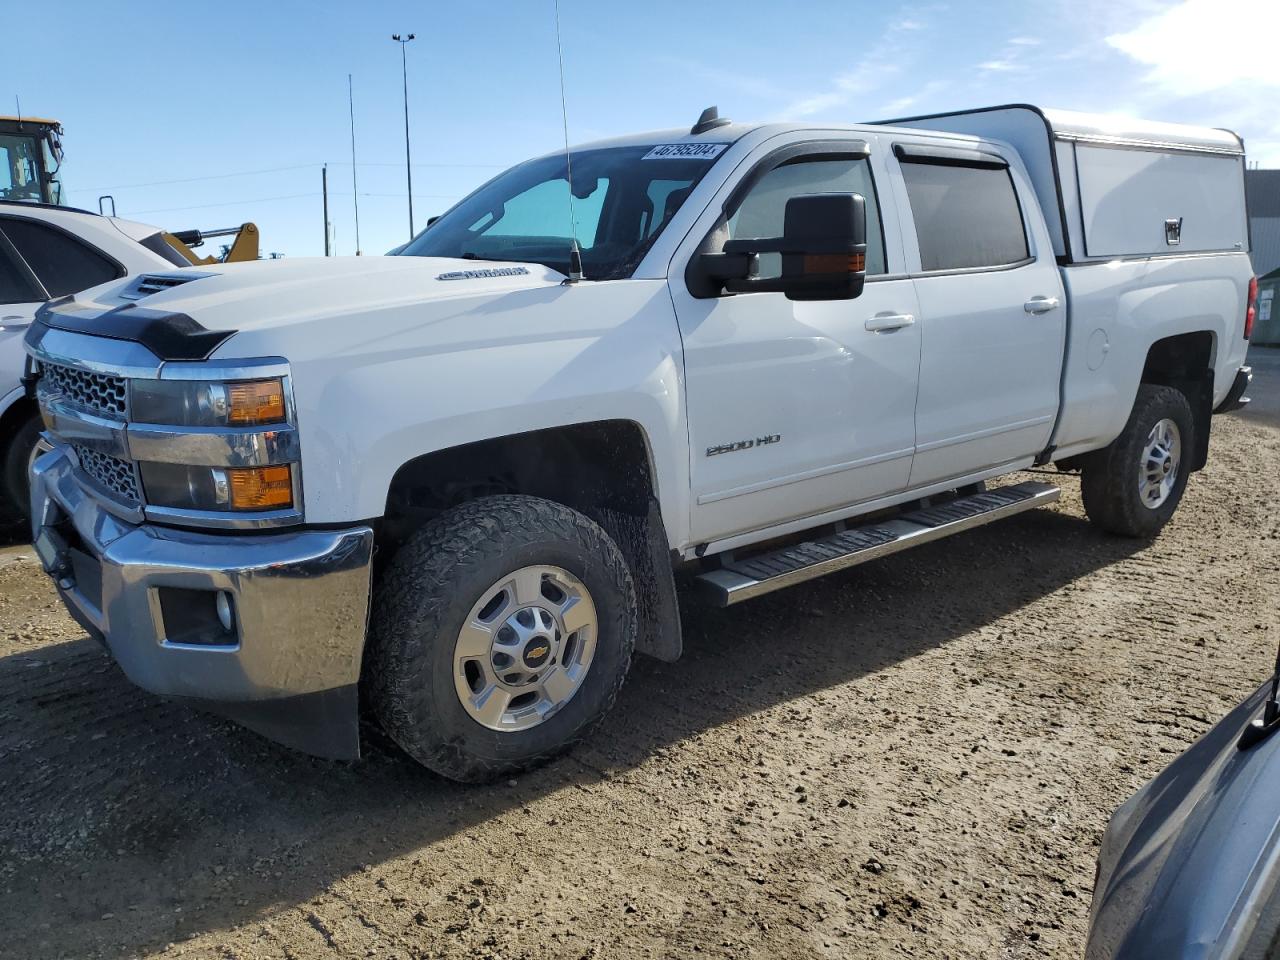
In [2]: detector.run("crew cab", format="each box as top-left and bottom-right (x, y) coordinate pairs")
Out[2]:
(24, 105), (1255, 781)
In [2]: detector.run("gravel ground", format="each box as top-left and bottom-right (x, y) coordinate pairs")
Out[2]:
(1, 381), (1277, 959)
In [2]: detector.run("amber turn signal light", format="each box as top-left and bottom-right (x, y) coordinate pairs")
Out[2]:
(802, 252), (866, 275)
(227, 465), (293, 510)
(227, 379), (286, 425)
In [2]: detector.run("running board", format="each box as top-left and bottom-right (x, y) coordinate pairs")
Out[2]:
(694, 481), (1060, 606)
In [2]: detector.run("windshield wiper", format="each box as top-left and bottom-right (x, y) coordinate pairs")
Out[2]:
(1239, 640), (1280, 750)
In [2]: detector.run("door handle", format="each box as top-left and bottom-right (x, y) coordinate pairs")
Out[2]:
(864, 313), (915, 332)
(0, 317), (31, 331)
(1024, 296), (1060, 315)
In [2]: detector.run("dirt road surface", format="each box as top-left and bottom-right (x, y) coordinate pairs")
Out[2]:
(2, 353), (1278, 959)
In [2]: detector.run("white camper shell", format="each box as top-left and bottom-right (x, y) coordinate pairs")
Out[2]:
(880, 104), (1249, 263)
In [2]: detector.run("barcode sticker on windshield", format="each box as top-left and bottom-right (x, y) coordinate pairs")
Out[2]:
(642, 143), (729, 160)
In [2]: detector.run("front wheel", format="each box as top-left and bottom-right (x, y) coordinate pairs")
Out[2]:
(1081, 384), (1195, 538)
(367, 495), (637, 783)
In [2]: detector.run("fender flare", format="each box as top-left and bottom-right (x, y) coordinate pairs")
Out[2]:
(0, 385), (25, 421)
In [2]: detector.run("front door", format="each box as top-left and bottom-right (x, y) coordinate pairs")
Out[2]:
(670, 136), (921, 545)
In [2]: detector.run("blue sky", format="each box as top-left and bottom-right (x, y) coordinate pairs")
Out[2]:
(7, 0), (1277, 258)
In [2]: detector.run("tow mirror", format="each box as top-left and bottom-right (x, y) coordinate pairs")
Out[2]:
(697, 192), (867, 301)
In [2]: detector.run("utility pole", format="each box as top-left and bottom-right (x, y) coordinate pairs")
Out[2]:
(392, 33), (417, 239)
(321, 164), (331, 256)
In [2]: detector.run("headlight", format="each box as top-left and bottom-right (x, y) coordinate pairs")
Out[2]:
(140, 463), (295, 511)
(130, 377), (287, 427)
(128, 371), (299, 518)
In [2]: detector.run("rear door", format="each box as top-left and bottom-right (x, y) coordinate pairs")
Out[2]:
(0, 225), (46, 397)
(888, 141), (1066, 486)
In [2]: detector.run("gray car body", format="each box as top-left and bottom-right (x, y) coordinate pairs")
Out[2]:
(1088, 681), (1280, 959)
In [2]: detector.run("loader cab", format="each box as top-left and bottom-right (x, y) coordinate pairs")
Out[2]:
(0, 117), (65, 206)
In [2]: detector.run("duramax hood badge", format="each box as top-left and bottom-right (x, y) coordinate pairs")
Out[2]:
(437, 267), (531, 281)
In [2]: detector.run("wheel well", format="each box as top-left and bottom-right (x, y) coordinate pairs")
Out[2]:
(380, 420), (657, 556)
(1142, 331), (1214, 385)
(378, 420), (683, 662)
(1141, 331), (1215, 471)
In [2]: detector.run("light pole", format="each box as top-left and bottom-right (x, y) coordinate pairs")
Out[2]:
(392, 33), (416, 239)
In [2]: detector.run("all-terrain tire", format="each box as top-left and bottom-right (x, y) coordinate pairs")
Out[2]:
(1, 414), (41, 526)
(367, 494), (637, 783)
(1081, 384), (1195, 538)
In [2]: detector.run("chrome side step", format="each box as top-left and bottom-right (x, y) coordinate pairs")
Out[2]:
(694, 481), (1060, 606)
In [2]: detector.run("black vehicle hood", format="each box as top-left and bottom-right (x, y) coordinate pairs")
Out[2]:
(1087, 681), (1280, 959)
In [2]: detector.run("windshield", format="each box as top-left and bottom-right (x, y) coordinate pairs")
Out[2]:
(398, 144), (725, 280)
(0, 134), (42, 202)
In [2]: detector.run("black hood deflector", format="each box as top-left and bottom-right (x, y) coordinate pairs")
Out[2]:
(29, 297), (236, 362)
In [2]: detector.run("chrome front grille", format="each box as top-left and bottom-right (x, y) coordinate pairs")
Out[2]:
(72, 445), (141, 502)
(41, 363), (129, 420)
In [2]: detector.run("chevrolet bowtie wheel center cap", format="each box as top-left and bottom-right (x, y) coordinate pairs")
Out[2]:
(453, 565), (599, 732)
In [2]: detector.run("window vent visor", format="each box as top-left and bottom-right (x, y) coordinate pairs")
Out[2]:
(893, 143), (1009, 169)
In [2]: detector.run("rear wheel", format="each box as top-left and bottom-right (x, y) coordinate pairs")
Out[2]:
(1081, 384), (1194, 538)
(0, 414), (41, 526)
(367, 495), (637, 783)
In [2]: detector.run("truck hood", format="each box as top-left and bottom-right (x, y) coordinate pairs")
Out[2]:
(75, 255), (568, 335)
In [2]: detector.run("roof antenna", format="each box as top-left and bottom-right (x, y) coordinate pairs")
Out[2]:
(553, 0), (583, 283)
(691, 105), (731, 136)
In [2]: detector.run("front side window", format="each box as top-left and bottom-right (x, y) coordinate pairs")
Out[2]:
(0, 218), (122, 297)
(400, 144), (723, 280)
(726, 157), (887, 278)
(899, 159), (1029, 271)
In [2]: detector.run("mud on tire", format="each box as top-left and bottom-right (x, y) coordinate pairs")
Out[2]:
(1081, 384), (1195, 538)
(366, 494), (637, 783)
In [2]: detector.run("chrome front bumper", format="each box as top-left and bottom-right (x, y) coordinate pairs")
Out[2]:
(30, 444), (374, 759)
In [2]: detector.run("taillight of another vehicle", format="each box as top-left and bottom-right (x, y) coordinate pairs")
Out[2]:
(1245, 276), (1258, 340)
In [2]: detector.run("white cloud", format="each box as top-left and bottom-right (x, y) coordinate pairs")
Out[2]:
(781, 7), (943, 118)
(660, 58), (787, 102)
(878, 80), (951, 118)
(1106, 0), (1280, 94)
(978, 59), (1023, 72)
(786, 73), (865, 118)
(1106, 0), (1280, 165)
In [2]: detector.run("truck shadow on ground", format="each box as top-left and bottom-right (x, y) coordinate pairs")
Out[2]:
(0, 504), (1142, 958)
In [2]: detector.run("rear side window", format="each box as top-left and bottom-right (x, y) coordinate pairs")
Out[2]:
(899, 160), (1029, 271)
(0, 237), (41, 304)
(0, 217), (122, 296)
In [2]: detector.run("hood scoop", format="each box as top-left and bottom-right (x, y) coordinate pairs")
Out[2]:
(121, 272), (212, 301)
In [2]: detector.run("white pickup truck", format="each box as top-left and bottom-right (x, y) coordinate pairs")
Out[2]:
(25, 104), (1255, 781)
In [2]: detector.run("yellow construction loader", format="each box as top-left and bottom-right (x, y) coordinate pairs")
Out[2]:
(0, 115), (65, 204)
(1, 114), (259, 262)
